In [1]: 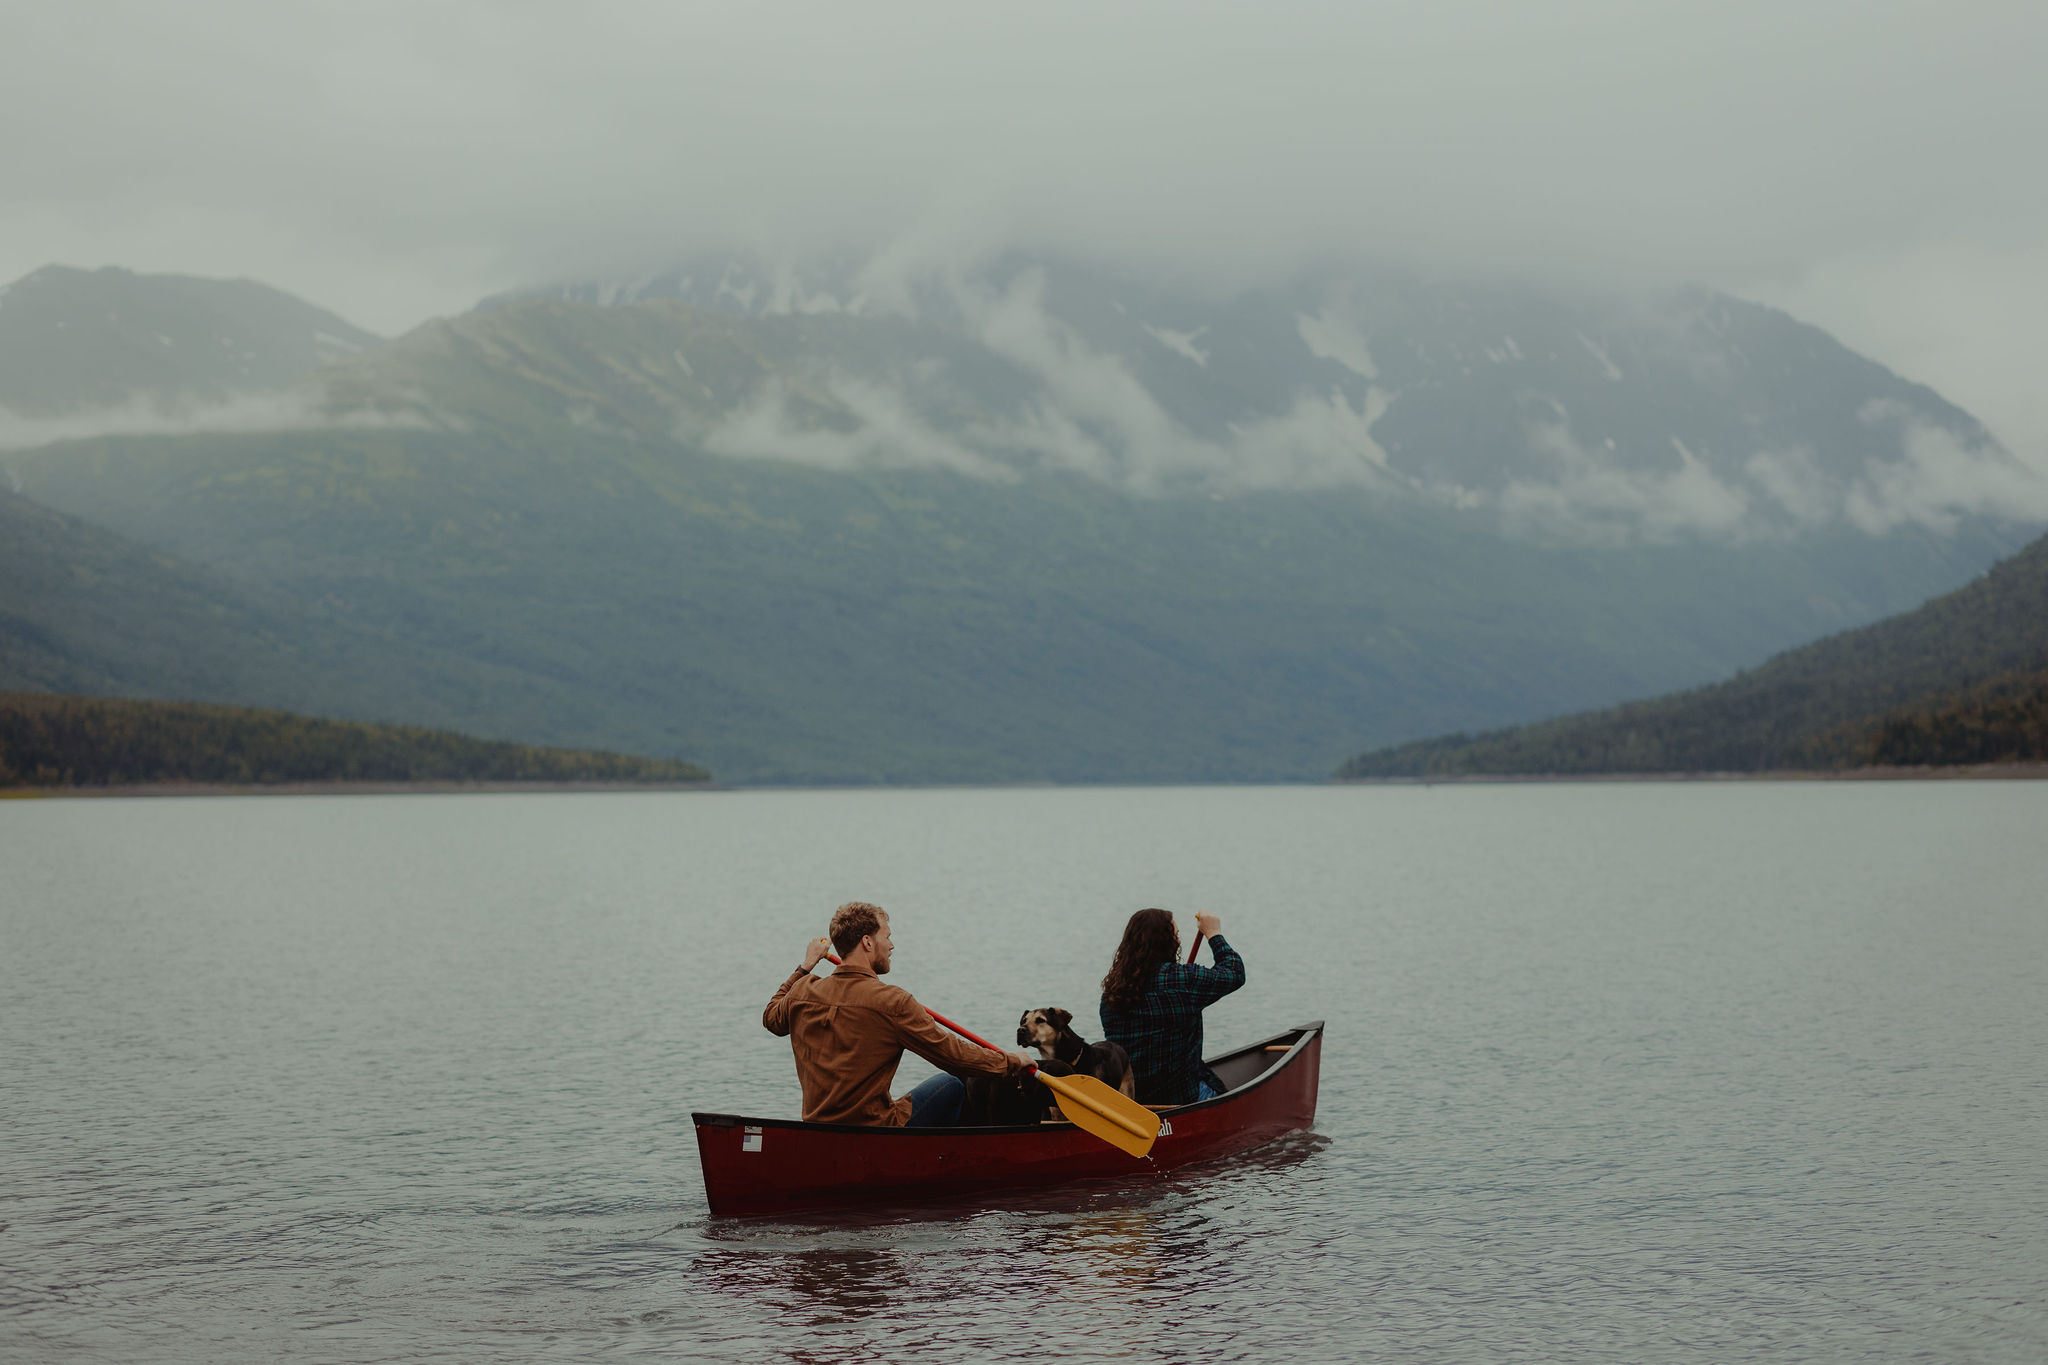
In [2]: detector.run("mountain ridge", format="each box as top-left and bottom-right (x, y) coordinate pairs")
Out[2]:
(0, 485), (718, 768)
(5, 258), (2044, 783)
(0, 265), (378, 426)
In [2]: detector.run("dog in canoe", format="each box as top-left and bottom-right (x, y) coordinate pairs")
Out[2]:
(1016, 1008), (1138, 1097)
(960, 1008), (1139, 1126)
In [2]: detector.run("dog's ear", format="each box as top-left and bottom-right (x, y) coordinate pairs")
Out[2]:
(1050, 1007), (1072, 1031)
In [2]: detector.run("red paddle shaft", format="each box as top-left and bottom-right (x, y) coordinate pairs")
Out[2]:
(820, 952), (1015, 1062)
(1187, 933), (1203, 964)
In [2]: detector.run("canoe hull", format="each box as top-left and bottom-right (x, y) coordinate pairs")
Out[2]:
(693, 1022), (1322, 1217)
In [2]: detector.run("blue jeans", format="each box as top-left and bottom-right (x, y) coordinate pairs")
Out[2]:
(904, 1073), (965, 1127)
(1196, 1077), (1222, 1101)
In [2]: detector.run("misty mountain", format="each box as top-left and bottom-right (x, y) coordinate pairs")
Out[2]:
(4, 258), (2043, 782)
(1, 484), (337, 701)
(1337, 529), (2048, 777)
(0, 264), (377, 436)
(0, 485), (657, 757)
(485, 254), (2041, 543)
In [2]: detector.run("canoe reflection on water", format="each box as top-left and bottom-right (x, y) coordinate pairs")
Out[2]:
(699, 1247), (913, 1325)
(692, 1023), (1324, 1218)
(684, 1129), (1334, 1338)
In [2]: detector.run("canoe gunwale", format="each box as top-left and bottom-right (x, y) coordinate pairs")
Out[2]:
(692, 1022), (1323, 1216)
(692, 1020), (1323, 1136)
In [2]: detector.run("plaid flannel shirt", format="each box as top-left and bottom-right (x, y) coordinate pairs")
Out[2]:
(1099, 935), (1246, 1106)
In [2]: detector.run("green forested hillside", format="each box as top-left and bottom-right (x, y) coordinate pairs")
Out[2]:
(1854, 669), (2048, 766)
(15, 425), (2014, 783)
(0, 692), (709, 788)
(1, 486), (348, 701)
(0, 488), (713, 768)
(1338, 531), (2048, 776)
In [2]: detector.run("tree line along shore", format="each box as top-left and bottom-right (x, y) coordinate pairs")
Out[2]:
(1339, 528), (2048, 779)
(9, 517), (2047, 795)
(0, 692), (710, 790)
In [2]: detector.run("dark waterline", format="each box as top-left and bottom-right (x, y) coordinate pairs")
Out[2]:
(4, 784), (2045, 1361)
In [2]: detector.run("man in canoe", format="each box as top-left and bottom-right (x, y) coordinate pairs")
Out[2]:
(1100, 908), (1246, 1105)
(763, 901), (1033, 1126)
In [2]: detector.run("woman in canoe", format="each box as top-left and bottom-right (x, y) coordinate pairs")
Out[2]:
(1099, 908), (1246, 1106)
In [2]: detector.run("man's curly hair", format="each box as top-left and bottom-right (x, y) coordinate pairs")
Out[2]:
(829, 901), (888, 955)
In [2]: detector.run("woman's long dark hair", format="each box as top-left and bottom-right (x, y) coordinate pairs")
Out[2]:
(1101, 908), (1179, 1010)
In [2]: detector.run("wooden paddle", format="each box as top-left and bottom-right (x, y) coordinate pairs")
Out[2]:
(819, 952), (1160, 1157)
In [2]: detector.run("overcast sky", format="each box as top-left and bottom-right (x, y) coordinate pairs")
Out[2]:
(4, 1), (2044, 465)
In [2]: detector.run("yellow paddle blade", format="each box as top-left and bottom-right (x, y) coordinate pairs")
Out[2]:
(1032, 1070), (1161, 1158)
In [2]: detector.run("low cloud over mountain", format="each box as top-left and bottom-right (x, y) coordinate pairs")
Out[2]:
(490, 254), (2048, 544)
(7, 259), (2041, 782)
(12, 256), (2045, 548)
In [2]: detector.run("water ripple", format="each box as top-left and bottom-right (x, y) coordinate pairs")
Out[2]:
(4, 785), (2046, 1361)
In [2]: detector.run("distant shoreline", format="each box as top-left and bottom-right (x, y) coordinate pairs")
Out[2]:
(1337, 762), (2048, 785)
(0, 779), (723, 800)
(3, 763), (2045, 799)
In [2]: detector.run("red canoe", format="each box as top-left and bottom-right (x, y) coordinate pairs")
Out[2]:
(692, 1021), (1323, 1217)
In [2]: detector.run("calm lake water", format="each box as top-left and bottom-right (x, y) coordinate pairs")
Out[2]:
(4, 783), (2045, 1362)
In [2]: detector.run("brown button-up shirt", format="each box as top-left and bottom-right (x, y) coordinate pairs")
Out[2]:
(763, 962), (1025, 1125)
